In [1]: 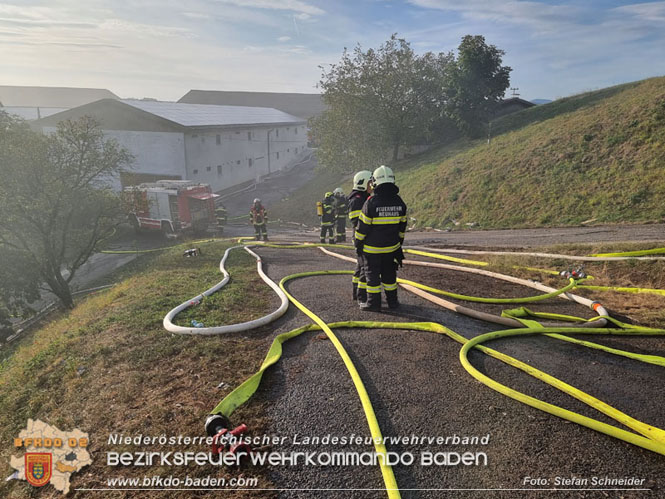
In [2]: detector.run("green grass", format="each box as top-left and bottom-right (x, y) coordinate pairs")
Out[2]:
(0, 240), (275, 496)
(397, 76), (665, 229)
(274, 76), (665, 229)
(270, 166), (347, 226)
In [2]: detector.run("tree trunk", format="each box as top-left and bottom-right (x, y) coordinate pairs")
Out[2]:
(48, 273), (75, 309)
(392, 141), (400, 162)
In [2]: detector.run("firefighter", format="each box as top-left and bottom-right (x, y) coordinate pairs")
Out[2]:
(354, 165), (407, 311)
(214, 203), (227, 234)
(333, 187), (348, 243)
(249, 198), (268, 241)
(319, 191), (336, 244)
(348, 171), (372, 302)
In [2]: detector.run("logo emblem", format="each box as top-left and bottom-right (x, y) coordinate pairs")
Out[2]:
(25, 453), (52, 487)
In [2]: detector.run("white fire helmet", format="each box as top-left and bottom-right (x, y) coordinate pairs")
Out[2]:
(253, 198), (261, 204)
(352, 170), (372, 191)
(372, 165), (395, 186)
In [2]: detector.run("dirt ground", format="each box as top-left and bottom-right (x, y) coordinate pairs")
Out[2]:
(222, 246), (665, 498)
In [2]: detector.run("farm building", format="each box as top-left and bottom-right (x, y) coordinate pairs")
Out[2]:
(33, 99), (309, 192)
(178, 90), (325, 121)
(0, 85), (118, 120)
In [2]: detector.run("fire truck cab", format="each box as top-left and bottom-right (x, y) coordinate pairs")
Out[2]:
(124, 180), (220, 237)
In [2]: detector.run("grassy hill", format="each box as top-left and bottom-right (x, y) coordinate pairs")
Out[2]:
(401, 76), (665, 228)
(0, 241), (275, 495)
(274, 76), (665, 229)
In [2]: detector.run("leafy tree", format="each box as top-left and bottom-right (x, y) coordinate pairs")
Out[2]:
(0, 112), (132, 312)
(314, 34), (510, 173)
(446, 35), (512, 137)
(314, 34), (456, 172)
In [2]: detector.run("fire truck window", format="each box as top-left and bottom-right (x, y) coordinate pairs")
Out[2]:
(206, 166), (211, 172)
(193, 169), (198, 174)
(217, 165), (222, 175)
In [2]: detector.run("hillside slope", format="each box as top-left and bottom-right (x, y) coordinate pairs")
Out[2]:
(399, 77), (665, 228)
(272, 77), (665, 229)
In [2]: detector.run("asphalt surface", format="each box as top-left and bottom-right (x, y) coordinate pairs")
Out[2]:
(235, 245), (664, 498)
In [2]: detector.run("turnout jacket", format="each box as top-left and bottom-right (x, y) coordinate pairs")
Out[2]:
(320, 196), (336, 225)
(334, 195), (348, 219)
(348, 189), (370, 229)
(250, 204), (267, 225)
(355, 183), (407, 254)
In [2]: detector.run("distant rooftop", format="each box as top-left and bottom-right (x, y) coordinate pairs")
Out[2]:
(178, 90), (325, 120)
(120, 99), (306, 127)
(0, 85), (118, 107)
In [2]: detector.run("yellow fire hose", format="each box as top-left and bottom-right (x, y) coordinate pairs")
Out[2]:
(203, 263), (665, 498)
(158, 241), (665, 497)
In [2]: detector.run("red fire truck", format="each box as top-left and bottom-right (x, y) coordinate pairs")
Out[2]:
(124, 180), (220, 237)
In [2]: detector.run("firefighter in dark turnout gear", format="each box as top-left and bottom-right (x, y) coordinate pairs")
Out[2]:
(354, 165), (407, 311)
(348, 170), (372, 302)
(319, 192), (336, 244)
(249, 198), (268, 241)
(333, 187), (348, 243)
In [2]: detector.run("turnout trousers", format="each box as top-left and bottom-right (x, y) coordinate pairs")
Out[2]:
(254, 223), (268, 240)
(320, 224), (335, 243)
(335, 218), (347, 242)
(353, 257), (367, 302)
(362, 252), (398, 308)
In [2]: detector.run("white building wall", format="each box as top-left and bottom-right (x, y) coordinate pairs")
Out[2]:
(184, 124), (308, 192)
(103, 130), (186, 190)
(40, 127), (187, 191)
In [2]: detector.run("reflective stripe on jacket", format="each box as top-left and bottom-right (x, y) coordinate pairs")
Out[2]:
(250, 205), (267, 225)
(348, 190), (369, 229)
(320, 196), (336, 224)
(354, 183), (407, 253)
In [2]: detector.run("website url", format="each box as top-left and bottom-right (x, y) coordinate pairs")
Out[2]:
(107, 475), (259, 488)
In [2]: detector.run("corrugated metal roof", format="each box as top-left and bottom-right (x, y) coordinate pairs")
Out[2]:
(121, 99), (306, 127)
(178, 90), (325, 120)
(0, 85), (118, 107)
(1, 106), (69, 120)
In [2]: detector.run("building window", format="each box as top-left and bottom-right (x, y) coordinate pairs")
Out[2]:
(235, 131), (240, 134)
(248, 158), (253, 167)
(286, 127), (290, 131)
(247, 131), (252, 141)
(217, 165), (222, 175)
(276, 152), (279, 160)
(295, 147), (298, 153)
(295, 127), (298, 134)
(287, 148), (290, 153)
(216, 134), (221, 145)
(275, 129), (279, 138)
(201, 136), (205, 143)
(193, 169), (198, 174)
(192, 134), (198, 138)
(206, 166), (211, 172)
(237, 160), (240, 165)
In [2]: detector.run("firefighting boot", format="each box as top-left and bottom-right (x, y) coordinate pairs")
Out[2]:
(329, 238), (336, 244)
(352, 283), (358, 301)
(386, 290), (399, 309)
(357, 286), (367, 305)
(359, 292), (381, 311)
(320, 237), (325, 243)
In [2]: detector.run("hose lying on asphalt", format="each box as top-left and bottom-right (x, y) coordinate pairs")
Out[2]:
(207, 267), (665, 499)
(159, 241), (664, 498)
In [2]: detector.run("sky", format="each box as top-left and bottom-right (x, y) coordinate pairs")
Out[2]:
(1, 0), (664, 101)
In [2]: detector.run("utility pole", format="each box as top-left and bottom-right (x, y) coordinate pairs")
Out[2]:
(510, 87), (520, 97)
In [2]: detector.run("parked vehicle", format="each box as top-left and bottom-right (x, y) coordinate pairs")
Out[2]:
(123, 180), (220, 237)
